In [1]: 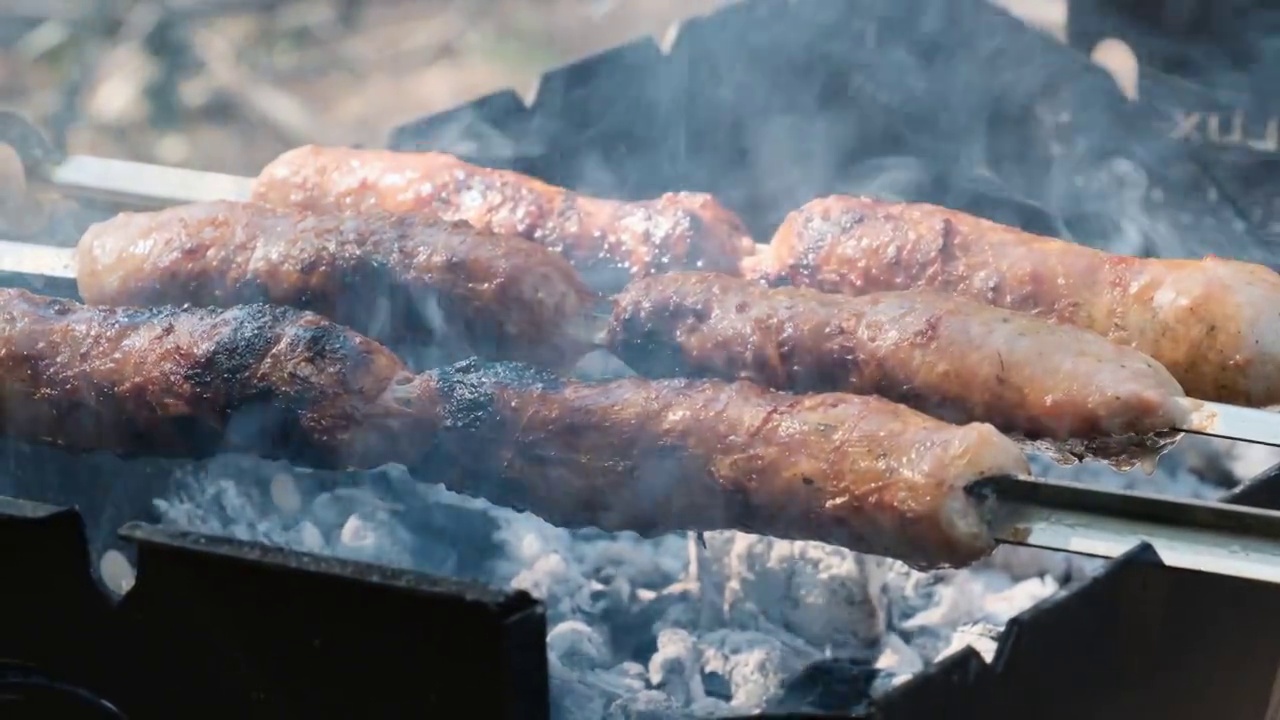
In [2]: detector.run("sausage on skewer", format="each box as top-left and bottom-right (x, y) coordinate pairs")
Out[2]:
(76, 201), (1194, 453)
(0, 288), (1029, 569)
(606, 271), (1190, 442)
(250, 145), (758, 293)
(76, 201), (599, 372)
(745, 196), (1280, 407)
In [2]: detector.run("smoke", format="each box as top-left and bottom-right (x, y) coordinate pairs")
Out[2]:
(4, 1), (1277, 717)
(134, 439), (1230, 719)
(395, 0), (1278, 269)
(0, 432), (1248, 718)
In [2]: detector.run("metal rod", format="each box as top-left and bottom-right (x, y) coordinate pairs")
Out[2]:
(1180, 398), (1280, 449)
(38, 156), (253, 207)
(971, 474), (1280, 584)
(0, 241), (76, 280)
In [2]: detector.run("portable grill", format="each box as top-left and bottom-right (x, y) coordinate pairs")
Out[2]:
(0, 450), (550, 719)
(2, 0), (1280, 718)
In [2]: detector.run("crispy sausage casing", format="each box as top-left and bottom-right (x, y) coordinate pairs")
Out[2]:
(750, 196), (1280, 406)
(250, 145), (757, 293)
(0, 289), (1027, 568)
(76, 201), (598, 371)
(424, 360), (1028, 569)
(607, 272), (1189, 440)
(0, 289), (423, 467)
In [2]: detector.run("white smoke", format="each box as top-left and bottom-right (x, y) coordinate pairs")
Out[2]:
(148, 441), (1242, 719)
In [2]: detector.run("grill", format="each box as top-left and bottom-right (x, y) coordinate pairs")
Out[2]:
(0, 452), (548, 719)
(2, 0), (1280, 718)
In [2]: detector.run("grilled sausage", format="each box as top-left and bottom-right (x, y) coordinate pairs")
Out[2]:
(250, 145), (757, 293)
(76, 201), (598, 372)
(0, 288), (1029, 568)
(431, 361), (1028, 569)
(0, 289), (420, 468)
(607, 272), (1190, 441)
(747, 196), (1280, 406)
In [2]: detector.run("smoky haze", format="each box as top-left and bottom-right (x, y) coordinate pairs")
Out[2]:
(337, 0), (1280, 712)
(399, 0), (1275, 265)
(2, 0), (1278, 718)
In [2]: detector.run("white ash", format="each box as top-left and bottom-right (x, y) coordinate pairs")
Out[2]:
(151, 443), (1235, 718)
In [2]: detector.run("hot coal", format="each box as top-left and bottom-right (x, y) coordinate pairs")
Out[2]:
(87, 437), (1229, 720)
(764, 657), (883, 716)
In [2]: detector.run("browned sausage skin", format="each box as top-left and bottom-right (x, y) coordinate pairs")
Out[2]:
(0, 289), (418, 468)
(0, 288), (1028, 569)
(748, 196), (1280, 407)
(607, 272), (1189, 441)
(441, 369), (1028, 569)
(76, 201), (599, 372)
(250, 145), (757, 294)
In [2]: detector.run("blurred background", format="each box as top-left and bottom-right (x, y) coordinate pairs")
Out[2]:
(0, 0), (1063, 175)
(0, 0), (729, 174)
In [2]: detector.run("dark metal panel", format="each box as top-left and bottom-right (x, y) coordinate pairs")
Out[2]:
(0, 489), (550, 719)
(391, 0), (1266, 264)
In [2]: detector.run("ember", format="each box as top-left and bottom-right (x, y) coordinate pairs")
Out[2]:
(144, 448), (1226, 717)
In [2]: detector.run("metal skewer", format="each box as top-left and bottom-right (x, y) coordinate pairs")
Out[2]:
(973, 475), (1280, 585)
(0, 110), (253, 209)
(1179, 398), (1280, 449)
(39, 156), (252, 207)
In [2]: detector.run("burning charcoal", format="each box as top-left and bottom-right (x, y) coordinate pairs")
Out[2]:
(295, 521), (326, 553)
(576, 536), (686, 593)
(935, 622), (1004, 664)
(986, 545), (1079, 583)
(604, 689), (682, 720)
(608, 586), (700, 664)
(614, 661), (647, 684)
(982, 576), (1062, 624)
(701, 670), (732, 702)
(874, 634), (925, 679)
(338, 513), (378, 548)
(704, 533), (889, 653)
(689, 697), (734, 716)
(1178, 435), (1280, 489)
(308, 488), (389, 531)
(155, 474), (295, 544)
(136, 426), (1241, 718)
(547, 620), (611, 671)
(585, 662), (649, 698)
(549, 670), (611, 720)
(573, 572), (633, 617)
(153, 461), (503, 580)
(549, 661), (658, 720)
(698, 629), (813, 710)
(647, 628), (703, 706)
(511, 553), (580, 617)
(334, 510), (414, 570)
(764, 657), (883, 716)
